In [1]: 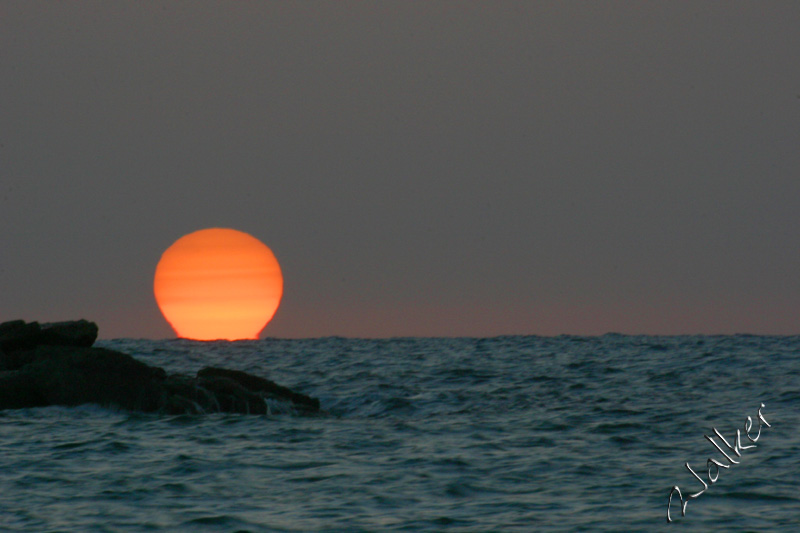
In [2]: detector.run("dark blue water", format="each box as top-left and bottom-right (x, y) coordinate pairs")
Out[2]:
(0, 336), (797, 531)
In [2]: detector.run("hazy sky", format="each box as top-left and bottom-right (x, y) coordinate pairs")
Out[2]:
(2, 2), (799, 338)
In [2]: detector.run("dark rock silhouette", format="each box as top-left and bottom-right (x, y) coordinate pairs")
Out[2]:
(0, 320), (45, 352)
(0, 319), (320, 415)
(40, 319), (99, 347)
(197, 367), (320, 412)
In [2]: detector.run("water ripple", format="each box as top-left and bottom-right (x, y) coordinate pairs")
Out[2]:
(0, 336), (794, 531)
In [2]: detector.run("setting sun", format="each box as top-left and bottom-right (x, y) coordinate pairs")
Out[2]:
(153, 228), (283, 340)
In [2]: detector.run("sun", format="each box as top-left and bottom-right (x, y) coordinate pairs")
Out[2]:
(153, 228), (283, 340)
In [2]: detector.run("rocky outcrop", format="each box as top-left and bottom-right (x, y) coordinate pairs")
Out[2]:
(0, 319), (98, 353)
(0, 319), (320, 415)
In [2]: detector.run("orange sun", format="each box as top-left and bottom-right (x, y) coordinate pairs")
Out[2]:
(153, 228), (283, 340)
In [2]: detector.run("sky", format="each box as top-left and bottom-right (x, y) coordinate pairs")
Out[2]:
(2, 2), (799, 339)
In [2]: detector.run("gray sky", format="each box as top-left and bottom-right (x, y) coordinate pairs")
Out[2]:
(2, 2), (799, 338)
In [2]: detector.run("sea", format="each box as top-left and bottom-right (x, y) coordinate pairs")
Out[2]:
(0, 335), (797, 531)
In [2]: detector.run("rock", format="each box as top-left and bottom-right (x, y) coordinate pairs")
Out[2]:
(0, 318), (321, 416)
(23, 345), (167, 411)
(0, 320), (42, 352)
(39, 320), (98, 347)
(196, 374), (269, 415)
(1, 319), (100, 371)
(0, 319), (98, 357)
(0, 345), (38, 372)
(0, 369), (42, 410)
(198, 367), (321, 412)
